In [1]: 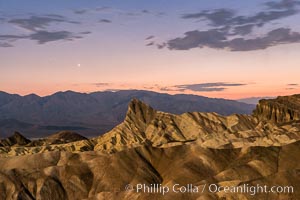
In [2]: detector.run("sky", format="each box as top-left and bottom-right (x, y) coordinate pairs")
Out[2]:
(1, 0), (300, 99)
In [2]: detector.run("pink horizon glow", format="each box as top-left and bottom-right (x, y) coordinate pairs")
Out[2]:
(2, 81), (300, 100)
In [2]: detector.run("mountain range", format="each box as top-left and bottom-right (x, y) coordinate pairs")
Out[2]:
(0, 94), (299, 199)
(0, 90), (255, 138)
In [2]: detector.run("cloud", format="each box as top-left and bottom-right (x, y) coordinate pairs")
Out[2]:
(145, 36), (156, 46)
(159, 87), (186, 92)
(286, 83), (299, 90)
(74, 9), (88, 15)
(235, 9), (297, 26)
(74, 7), (112, 15)
(0, 34), (27, 40)
(227, 28), (300, 51)
(232, 24), (256, 35)
(287, 83), (298, 86)
(146, 41), (155, 46)
(182, 9), (236, 26)
(0, 42), (13, 47)
(167, 29), (227, 50)
(73, 6), (165, 19)
(8, 15), (79, 31)
(174, 82), (246, 92)
(99, 19), (112, 23)
(165, 27), (300, 52)
(166, 28), (300, 51)
(126, 9), (164, 17)
(265, 0), (300, 9)
(142, 9), (150, 14)
(0, 14), (91, 47)
(145, 35), (155, 40)
(157, 43), (167, 49)
(44, 14), (65, 19)
(95, 7), (112, 12)
(0, 31), (90, 45)
(80, 31), (91, 35)
(92, 83), (110, 87)
(140, 9), (165, 17)
(153, 0), (300, 51)
(182, 1), (298, 27)
(29, 31), (82, 44)
(73, 7), (141, 17)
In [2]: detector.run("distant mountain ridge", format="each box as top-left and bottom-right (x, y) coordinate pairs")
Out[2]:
(0, 90), (255, 138)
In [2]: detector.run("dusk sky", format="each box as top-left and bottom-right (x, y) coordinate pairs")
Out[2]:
(1, 0), (300, 99)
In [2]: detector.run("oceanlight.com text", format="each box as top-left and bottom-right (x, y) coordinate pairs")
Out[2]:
(124, 183), (294, 196)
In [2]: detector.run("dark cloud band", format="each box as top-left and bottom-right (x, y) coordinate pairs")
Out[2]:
(173, 82), (246, 92)
(0, 31), (90, 45)
(8, 15), (79, 31)
(0, 14), (89, 47)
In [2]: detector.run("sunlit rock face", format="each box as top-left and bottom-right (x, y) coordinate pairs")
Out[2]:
(253, 94), (300, 123)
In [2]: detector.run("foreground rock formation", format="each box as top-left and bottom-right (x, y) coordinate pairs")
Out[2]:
(253, 94), (300, 123)
(0, 94), (300, 199)
(0, 141), (299, 200)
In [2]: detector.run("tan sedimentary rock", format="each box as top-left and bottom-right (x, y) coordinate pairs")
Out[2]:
(0, 95), (300, 199)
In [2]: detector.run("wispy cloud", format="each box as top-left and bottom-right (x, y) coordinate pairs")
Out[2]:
(0, 31), (90, 45)
(73, 6), (165, 18)
(175, 82), (246, 92)
(8, 15), (79, 31)
(0, 42), (13, 47)
(182, 9), (236, 26)
(159, 87), (186, 92)
(92, 83), (111, 87)
(0, 34), (27, 40)
(98, 19), (112, 23)
(285, 83), (299, 90)
(181, 5), (297, 27)
(73, 7), (112, 15)
(167, 28), (300, 51)
(29, 31), (84, 44)
(161, 82), (247, 92)
(265, 0), (300, 9)
(0, 14), (90, 47)
(74, 9), (89, 15)
(146, 41), (155, 46)
(145, 35), (155, 40)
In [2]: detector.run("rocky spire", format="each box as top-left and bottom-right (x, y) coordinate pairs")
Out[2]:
(125, 98), (156, 126)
